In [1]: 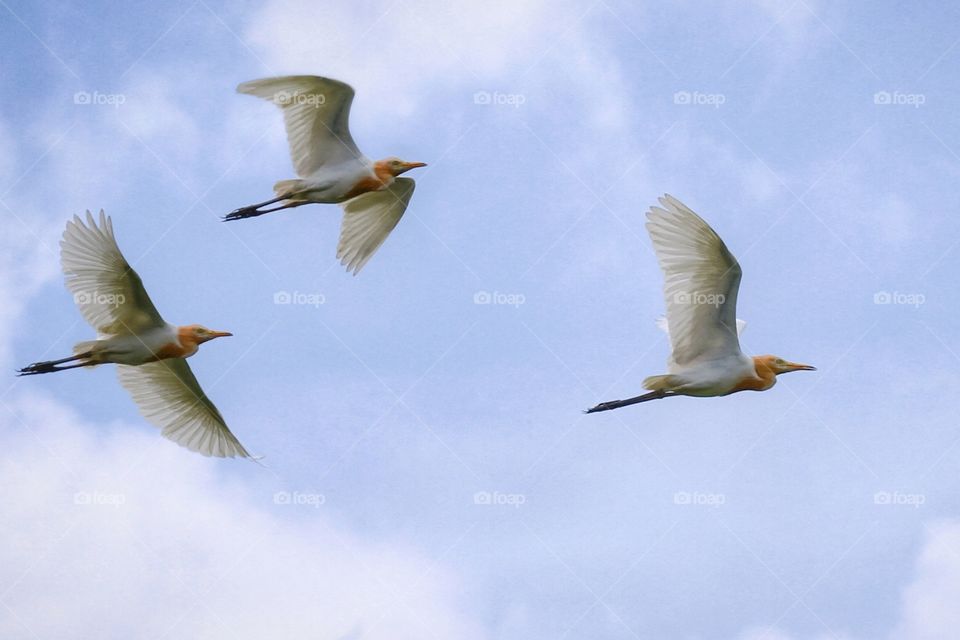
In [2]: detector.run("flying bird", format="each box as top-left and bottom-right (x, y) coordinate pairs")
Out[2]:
(586, 195), (814, 413)
(225, 75), (427, 275)
(17, 211), (252, 458)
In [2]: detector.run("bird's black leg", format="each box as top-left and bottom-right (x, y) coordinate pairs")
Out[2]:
(223, 196), (286, 221)
(223, 198), (309, 221)
(17, 352), (93, 376)
(584, 390), (673, 413)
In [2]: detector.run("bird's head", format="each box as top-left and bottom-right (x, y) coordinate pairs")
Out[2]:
(759, 355), (816, 375)
(381, 157), (427, 177)
(180, 324), (233, 346)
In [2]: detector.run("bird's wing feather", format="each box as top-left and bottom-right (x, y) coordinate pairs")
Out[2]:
(656, 316), (747, 336)
(117, 359), (251, 458)
(646, 195), (743, 366)
(336, 177), (416, 275)
(60, 210), (165, 335)
(237, 75), (364, 176)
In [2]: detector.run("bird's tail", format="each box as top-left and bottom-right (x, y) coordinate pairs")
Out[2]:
(273, 179), (305, 198)
(73, 340), (101, 356)
(642, 374), (681, 392)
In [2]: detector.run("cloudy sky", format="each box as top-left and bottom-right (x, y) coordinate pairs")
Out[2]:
(2, 1), (960, 638)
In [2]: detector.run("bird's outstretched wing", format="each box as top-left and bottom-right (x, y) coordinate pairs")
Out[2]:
(61, 210), (165, 336)
(117, 359), (251, 458)
(336, 177), (416, 275)
(646, 195), (743, 366)
(656, 316), (746, 336)
(237, 75), (364, 176)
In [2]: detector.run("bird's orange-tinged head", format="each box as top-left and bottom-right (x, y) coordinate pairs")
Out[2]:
(758, 355), (816, 375)
(380, 157), (427, 177)
(180, 324), (233, 346)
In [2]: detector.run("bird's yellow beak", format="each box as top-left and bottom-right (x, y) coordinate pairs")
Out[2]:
(785, 361), (816, 372)
(403, 161), (427, 171)
(209, 330), (233, 339)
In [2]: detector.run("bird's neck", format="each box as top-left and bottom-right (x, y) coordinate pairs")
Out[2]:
(170, 326), (200, 357)
(731, 357), (777, 392)
(372, 160), (396, 186)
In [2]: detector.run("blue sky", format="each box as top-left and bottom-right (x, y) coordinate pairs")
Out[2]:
(2, 1), (960, 638)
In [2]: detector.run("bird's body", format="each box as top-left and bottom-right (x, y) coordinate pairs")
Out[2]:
(225, 75), (426, 274)
(71, 323), (211, 365)
(586, 195), (814, 413)
(18, 211), (250, 459)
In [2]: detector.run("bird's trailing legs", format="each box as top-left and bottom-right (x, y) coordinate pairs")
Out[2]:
(17, 352), (95, 376)
(584, 389), (674, 413)
(223, 197), (308, 222)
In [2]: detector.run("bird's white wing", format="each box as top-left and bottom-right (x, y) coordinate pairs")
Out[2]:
(237, 75), (364, 177)
(61, 210), (165, 336)
(646, 194), (743, 366)
(117, 359), (251, 458)
(656, 316), (746, 336)
(336, 177), (416, 275)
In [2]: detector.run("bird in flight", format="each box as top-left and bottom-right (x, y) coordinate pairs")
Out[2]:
(586, 195), (814, 413)
(18, 211), (252, 458)
(225, 75), (427, 275)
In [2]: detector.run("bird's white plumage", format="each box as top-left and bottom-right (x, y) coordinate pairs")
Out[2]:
(646, 195), (743, 368)
(61, 210), (164, 335)
(237, 75), (364, 177)
(337, 177), (416, 275)
(60, 212), (249, 459)
(117, 360), (250, 458)
(657, 316), (746, 337)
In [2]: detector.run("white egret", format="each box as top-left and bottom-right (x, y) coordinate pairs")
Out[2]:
(225, 75), (427, 275)
(18, 211), (251, 458)
(586, 195), (814, 413)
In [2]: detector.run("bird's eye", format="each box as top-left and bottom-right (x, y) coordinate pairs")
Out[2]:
(775, 358), (785, 365)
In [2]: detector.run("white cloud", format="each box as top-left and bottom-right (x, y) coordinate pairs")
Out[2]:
(735, 520), (960, 640)
(243, 0), (631, 131)
(892, 521), (960, 640)
(0, 389), (485, 640)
